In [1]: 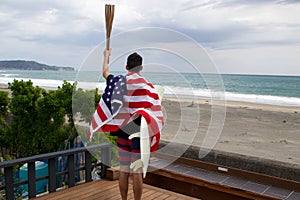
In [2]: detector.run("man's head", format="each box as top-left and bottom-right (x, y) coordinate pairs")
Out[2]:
(126, 52), (143, 72)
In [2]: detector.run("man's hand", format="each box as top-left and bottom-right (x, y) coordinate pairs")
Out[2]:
(104, 48), (111, 58)
(103, 48), (111, 79)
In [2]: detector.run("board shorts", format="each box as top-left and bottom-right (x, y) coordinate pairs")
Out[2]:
(117, 131), (141, 166)
(112, 116), (142, 166)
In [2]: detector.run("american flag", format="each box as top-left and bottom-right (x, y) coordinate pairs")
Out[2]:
(88, 72), (164, 152)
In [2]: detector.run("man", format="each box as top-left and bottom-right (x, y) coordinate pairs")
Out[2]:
(89, 49), (163, 200)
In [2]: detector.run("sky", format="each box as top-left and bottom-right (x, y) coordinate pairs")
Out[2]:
(1, 0), (300, 75)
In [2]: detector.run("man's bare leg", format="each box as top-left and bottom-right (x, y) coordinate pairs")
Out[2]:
(132, 167), (143, 200)
(119, 165), (130, 200)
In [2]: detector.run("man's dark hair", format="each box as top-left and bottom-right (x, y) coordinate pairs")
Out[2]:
(127, 52), (142, 72)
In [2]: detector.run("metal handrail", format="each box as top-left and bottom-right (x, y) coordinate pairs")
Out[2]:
(0, 143), (111, 200)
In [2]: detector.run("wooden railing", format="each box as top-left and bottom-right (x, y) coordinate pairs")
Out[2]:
(0, 143), (111, 200)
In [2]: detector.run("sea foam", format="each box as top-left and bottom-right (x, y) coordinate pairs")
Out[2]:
(1, 77), (299, 107)
(163, 86), (300, 107)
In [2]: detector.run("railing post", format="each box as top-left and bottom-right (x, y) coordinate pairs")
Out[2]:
(85, 151), (92, 182)
(107, 145), (112, 167)
(101, 145), (111, 178)
(48, 158), (56, 193)
(28, 162), (36, 198)
(68, 154), (75, 187)
(0, 144), (110, 199)
(4, 166), (14, 200)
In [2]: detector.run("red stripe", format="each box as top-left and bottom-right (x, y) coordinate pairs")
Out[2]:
(137, 110), (160, 137)
(150, 105), (163, 112)
(91, 118), (98, 130)
(150, 134), (160, 152)
(131, 149), (141, 153)
(118, 155), (131, 162)
(101, 124), (120, 132)
(127, 89), (159, 100)
(149, 120), (160, 137)
(118, 147), (131, 152)
(96, 104), (108, 121)
(157, 116), (164, 122)
(128, 101), (154, 108)
(117, 137), (130, 146)
(146, 83), (154, 88)
(127, 77), (154, 88)
(127, 78), (148, 85)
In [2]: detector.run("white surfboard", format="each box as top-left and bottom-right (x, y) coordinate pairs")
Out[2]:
(140, 85), (164, 178)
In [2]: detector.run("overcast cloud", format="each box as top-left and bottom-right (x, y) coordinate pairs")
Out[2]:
(0, 0), (300, 75)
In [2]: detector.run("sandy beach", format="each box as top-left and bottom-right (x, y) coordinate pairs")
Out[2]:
(161, 97), (300, 167)
(1, 83), (299, 167)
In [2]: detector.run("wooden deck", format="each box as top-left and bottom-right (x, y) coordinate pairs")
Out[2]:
(33, 179), (197, 200)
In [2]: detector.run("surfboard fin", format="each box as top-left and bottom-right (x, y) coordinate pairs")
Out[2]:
(130, 159), (144, 172)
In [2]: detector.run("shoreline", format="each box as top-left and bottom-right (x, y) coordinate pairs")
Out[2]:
(164, 96), (300, 113)
(161, 97), (300, 166)
(1, 82), (300, 111)
(1, 76), (300, 107)
(1, 83), (300, 167)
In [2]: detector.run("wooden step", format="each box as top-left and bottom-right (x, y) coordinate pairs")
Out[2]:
(107, 154), (300, 200)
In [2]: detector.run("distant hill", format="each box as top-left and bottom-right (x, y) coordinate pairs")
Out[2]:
(0, 60), (74, 71)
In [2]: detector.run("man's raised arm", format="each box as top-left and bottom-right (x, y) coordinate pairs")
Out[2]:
(102, 48), (111, 79)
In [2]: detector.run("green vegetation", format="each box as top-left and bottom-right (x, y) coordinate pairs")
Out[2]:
(0, 79), (113, 160)
(0, 91), (9, 158)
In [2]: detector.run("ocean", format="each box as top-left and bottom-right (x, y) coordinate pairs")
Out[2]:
(1, 70), (300, 107)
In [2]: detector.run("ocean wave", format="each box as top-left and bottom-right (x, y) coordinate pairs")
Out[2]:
(224, 92), (300, 107)
(0, 73), (19, 77)
(162, 86), (300, 107)
(0, 77), (104, 91)
(0, 77), (66, 89)
(1, 78), (299, 107)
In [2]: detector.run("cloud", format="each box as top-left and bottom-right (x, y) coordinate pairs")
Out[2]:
(209, 44), (300, 75)
(0, 0), (300, 75)
(276, 0), (300, 4)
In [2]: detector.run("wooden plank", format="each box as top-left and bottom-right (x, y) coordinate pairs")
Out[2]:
(4, 166), (14, 200)
(142, 190), (157, 199)
(145, 168), (281, 200)
(85, 151), (92, 182)
(68, 154), (75, 187)
(155, 153), (300, 191)
(33, 179), (196, 200)
(106, 167), (120, 181)
(28, 162), (36, 198)
(48, 158), (56, 193)
(144, 183), (197, 199)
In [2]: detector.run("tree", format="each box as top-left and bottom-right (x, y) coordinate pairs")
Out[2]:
(0, 91), (9, 157)
(6, 80), (78, 157)
(35, 89), (69, 154)
(0, 91), (9, 116)
(8, 79), (44, 158)
(56, 81), (77, 143)
(2, 79), (109, 160)
(72, 87), (101, 123)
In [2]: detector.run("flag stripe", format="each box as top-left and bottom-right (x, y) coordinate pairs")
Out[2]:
(128, 101), (155, 108)
(123, 95), (160, 105)
(96, 102), (108, 121)
(127, 89), (159, 99)
(127, 77), (148, 84)
(88, 72), (164, 152)
(126, 83), (156, 93)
